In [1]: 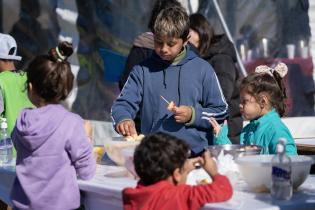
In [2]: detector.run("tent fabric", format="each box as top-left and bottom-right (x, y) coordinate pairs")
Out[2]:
(0, 0), (314, 121)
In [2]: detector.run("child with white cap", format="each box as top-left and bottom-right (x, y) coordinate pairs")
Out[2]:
(0, 31), (33, 210)
(0, 33), (33, 136)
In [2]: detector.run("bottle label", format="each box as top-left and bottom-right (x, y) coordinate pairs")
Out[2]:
(272, 166), (291, 180)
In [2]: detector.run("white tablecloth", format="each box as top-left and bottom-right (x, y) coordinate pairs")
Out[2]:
(79, 165), (315, 210)
(1, 164), (315, 210)
(295, 138), (315, 146)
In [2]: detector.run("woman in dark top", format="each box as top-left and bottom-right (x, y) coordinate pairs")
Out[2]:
(189, 13), (242, 144)
(119, 0), (182, 90)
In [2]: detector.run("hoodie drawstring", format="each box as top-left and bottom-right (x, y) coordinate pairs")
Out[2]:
(163, 69), (166, 88)
(178, 66), (181, 106)
(162, 65), (182, 104)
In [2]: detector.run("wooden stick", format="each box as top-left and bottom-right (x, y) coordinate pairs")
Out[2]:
(160, 95), (170, 104)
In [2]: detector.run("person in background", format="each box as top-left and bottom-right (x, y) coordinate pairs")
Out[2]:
(209, 63), (297, 155)
(119, 0), (182, 91)
(0, 33), (33, 135)
(189, 13), (242, 144)
(111, 7), (228, 156)
(10, 42), (96, 210)
(0, 32), (29, 210)
(123, 132), (232, 210)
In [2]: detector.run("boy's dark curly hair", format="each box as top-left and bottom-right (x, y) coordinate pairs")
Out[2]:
(134, 132), (190, 186)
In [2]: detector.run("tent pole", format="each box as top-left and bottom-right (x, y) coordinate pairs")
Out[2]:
(212, 0), (247, 77)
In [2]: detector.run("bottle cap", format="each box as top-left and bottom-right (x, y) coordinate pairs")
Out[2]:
(276, 143), (284, 153)
(0, 117), (7, 129)
(0, 121), (7, 129)
(278, 138), (287, 145)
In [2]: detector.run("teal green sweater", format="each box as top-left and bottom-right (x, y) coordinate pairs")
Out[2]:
(214, 109), (297, 155)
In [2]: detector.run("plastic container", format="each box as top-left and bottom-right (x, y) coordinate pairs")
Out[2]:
(121, 148), (137, 178)
(235, 155), (313, 192)
(271, 139), (292, 200)
(207, 144), (262, 159)
(0, 118), (13, 165)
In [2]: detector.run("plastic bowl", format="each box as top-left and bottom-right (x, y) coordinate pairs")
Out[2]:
(207, 144), (263, 159)
(121, 148), (137, 177)
(235, 155), (314, 192)
(103, 140), (139, 166)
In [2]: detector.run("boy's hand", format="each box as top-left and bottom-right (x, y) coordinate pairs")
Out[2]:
(116, 120), (137, 137)
(172, 105), (192, 123)
(186, 157), (203, 172)
(201, 150), (218, 178)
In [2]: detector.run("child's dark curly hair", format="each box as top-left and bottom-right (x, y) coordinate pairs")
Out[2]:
(134, 132), (190, 186)
(26, 41), (74, 103)
(240, 70), (287, 117)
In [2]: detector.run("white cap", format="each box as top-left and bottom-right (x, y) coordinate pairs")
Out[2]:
(0, 121), (7, 129)
(277, 138), (287, 153)
(0, 33), (22, 61)
(276, 143), (284, 153)
(278, 138), (287, 145)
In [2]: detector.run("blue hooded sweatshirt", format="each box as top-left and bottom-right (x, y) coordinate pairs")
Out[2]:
(111, 47), (228, 153)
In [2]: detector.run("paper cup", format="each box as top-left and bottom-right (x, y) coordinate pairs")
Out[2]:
(287, 44), (295, 59)
(301, 46), (309, 58)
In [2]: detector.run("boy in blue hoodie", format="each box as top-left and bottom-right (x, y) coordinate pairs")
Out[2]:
(111, 6), (228, 155)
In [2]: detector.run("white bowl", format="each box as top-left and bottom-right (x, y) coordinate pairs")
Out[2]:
(121, 147), (138, 177)
(235, 155), (314, 192)
(104, 140), (139, 166)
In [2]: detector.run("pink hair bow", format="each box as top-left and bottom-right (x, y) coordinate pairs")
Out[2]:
(255, 62), (288, 78)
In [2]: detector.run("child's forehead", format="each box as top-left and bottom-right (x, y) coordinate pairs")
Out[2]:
(240, 90), (254, 98)
(154, 34), (182, 42)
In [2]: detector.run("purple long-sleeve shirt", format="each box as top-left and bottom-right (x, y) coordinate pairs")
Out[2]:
(10, 104), (96, 210)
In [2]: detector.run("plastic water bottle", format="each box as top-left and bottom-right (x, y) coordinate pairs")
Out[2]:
(271, 138), (292, 200)
(0, 118), (13, 165)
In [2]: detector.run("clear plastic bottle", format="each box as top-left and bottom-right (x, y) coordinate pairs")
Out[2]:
(271, 138), (292, 200)
(0, 118), (13, 165)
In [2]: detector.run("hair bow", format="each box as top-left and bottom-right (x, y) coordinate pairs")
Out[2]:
(255, 62), (288, 78)
(55, 46), (66, 62)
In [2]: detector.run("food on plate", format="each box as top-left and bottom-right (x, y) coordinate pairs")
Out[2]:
(167, 101), (176, 111)
(125, 134), (145, 142)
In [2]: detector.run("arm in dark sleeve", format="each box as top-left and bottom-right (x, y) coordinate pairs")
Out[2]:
(119, 46), (152, 90)
(112, 66), (143, 126)
(209, 55), (236, 100)
(188, 65), (228, 129)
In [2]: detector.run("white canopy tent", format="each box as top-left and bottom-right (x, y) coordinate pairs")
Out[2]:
(1, 0), (314, 136)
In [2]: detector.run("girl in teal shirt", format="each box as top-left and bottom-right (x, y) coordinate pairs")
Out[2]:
(209, 63), (297, 155)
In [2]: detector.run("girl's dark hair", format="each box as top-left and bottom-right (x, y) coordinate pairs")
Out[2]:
(240, 71), (287, 117)
(189, 13), (214, 57)
(27, 41), (74, 103)
(148, 0), (182, 31)
(134, 132), (190, 186)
